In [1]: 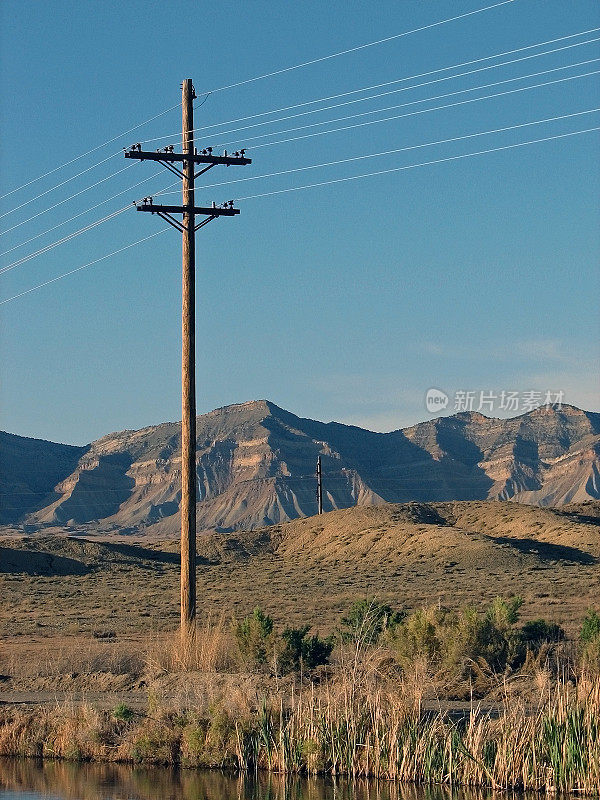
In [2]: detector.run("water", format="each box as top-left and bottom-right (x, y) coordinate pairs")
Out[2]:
(0, 760), (499, 800)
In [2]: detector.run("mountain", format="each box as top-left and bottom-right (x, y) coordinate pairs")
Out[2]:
(1, 401), (599, 534)
(0, 432), (86, 525)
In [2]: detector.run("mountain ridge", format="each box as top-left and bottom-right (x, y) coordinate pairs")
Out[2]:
(1, 400), (598, 533)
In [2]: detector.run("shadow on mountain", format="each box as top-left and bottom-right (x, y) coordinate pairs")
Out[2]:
(493, 537), (597, 564)
(100, 541), (212, 566)
(52, 453), (135, 525)
(262, 407), (495, 505)
(0, 547), (89, 576)
(0, 432), (88, 525)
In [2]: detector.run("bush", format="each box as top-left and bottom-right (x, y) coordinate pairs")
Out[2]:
(112, 703), (135, 723)
(341, 599), (405, 645)
(234, 607), (275, 668)
(393, 597), (526, 690)
(279, 626), (334, 674)
(521, 619), (565, 645)
(581, 610), (600, 643)
(580, 609), (600, 673)
(394, 606), (443, 665)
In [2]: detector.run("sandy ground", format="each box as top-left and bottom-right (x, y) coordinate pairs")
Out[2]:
(1, 500), (598, 708)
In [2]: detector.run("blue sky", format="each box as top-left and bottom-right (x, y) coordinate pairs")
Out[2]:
(1, 0), (599, 445)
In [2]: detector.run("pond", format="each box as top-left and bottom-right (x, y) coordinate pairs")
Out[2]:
(0, 759), (503, 800)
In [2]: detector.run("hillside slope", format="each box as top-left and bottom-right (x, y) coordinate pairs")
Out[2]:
(0, 432), (86, 525)
(2, 500), (598, 636)
(1, 401), (599, 534)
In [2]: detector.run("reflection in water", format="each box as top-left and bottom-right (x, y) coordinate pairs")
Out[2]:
(0, 759), (495, 800)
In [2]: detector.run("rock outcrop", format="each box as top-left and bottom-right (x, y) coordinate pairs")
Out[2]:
(1, 401), (598, 534)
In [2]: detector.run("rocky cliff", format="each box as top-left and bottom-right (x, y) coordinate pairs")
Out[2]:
(1, 401), (598, 534)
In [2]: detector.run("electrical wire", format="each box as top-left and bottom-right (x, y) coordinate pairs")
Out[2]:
(225, 67), (600, 151)
(205, 38), (600, 141)
(6, 70), (596, 272)
(148, 108), (600, 198)
(0, 152), (124, 221)
(5, 50), (592, 235)
(0, 102), (181, 202)
(3, 124), (597, 306)
(206, 58), (600, 149)
(0, 171), (163, 258)
(0, 0), (515, 205)
(0, 173), (178, 274)
(135, 69), (600, 206)
(0, 206), (131, 275)
(195, 0), (516, 95)
(234, 125), (600, 202)
(0, 229), (169, 306)
(147, 32), (600, 144)
(0, 164), (134, 239)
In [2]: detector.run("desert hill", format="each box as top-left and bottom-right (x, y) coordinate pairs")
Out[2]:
(1, 401), (599, 535)
(1, 500), (598, 637)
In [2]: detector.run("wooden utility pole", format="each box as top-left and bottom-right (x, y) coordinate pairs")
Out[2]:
(180, 79), (196, 637)
(316, 455), (323, 515)
(125, 80), (251, 640)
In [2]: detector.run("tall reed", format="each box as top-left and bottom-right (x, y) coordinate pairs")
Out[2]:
(0, 676), (598, 794)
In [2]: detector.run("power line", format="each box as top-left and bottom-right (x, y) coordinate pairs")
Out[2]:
(0, 102), (181, 202)
(220, 60), (600, 147)
(0, 151), (121, 221)
(144, 27), (600, 143)
(234, 126), (600, 202)
(0, 229), (168, 306)
(3, 125), (597, 306)
(179, 36), (600, 144)
(226, 67), (600, 151)
(127, 71), (600, 204)
(5, 69), (596, 272)
(0, 164), (134, 238)
(0, 206), (130, 276)
(196, 0), (517, 95)
(0, 171), (162, 258)
(0, 1), (515, 206)
(149, 108), (600, 198)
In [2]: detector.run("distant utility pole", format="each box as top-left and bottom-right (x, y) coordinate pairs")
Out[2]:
(125, 79), (251, 641)
(316, 455), (323, 515)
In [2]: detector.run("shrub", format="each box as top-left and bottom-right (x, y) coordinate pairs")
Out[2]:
(580, 609), (600, 674)
(112, 703), (135, 723)
(581, 610), (600, 643)
(394, 606), (443, 665)
(393, 597), (526, 691)
(279, 626), (334, 674)
(521, 619), (565, 645)
(234, 607), (275, 668)
(341, 599), (405, 645)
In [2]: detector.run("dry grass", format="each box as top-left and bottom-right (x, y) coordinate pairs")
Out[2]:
(145, 614), (240, 674)
(0, 672), (598, 793)
(1, 501), (598, 647)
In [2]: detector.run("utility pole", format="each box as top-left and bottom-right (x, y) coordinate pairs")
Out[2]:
(316, 455), (323, 515)
(125, 79), (251, 641)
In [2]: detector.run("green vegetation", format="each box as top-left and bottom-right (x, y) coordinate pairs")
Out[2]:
(234, 607), (275, 667)
(580, 609), (600, 673)
(1, 677), (598, 793)
(280, 626), (334, 673)
(1, 599), (599, 793)
(340, 598), (405, 644)
(112, 704), (135, 723)
(234, 607), (333, 674)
